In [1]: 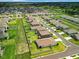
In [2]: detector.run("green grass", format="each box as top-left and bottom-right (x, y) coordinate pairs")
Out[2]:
(62, 34), (68, 37)
(16, 52), (30, 59)
(31, 41), (66, 58)
(31, 42), (52, 58)
(56, 30), (62, 33)
(1, 45), (16, 59)
(62, 19), (79, 31)
(74, 57), (79, 59)
(53, 36), (58, 39)
(2, 39), (16, 46)
(27, 31), (38, 42)
(52, 41), (66, 53)
(69, 39), (79, 45)
(15, 16), (30, 59)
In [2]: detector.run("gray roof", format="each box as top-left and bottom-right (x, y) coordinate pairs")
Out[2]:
(0, 28), (6, 38)
(64, 29), (77, 34)
(74, 33), (79, 40)
(61, 15), (79, 23)
(54, 21), (69, 29)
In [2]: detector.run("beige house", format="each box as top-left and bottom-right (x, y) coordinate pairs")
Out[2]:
(35, 37), (57, 48)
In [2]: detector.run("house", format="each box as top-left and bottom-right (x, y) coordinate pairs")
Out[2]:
(55, 23), (69, 30)
(0, 20), (8, 39)
(61, 15), (79, 24)
(49, 19), (68, 30)
(0, 21), (8, 31)
(36, 26), (46, 31)
(64, 29), (77, 36)
(37, 29), (52, 38)
(72, 33), (79, 40)
(27, 16), (33, 23)
(0, 28), (7, 39)
(42, 16), (51, 22)
(31, 20), (40, 26)
(35, 37), (57, 48)
(0, 46), (4, 56)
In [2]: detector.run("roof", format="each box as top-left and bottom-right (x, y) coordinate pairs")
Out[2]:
(31, 20), (40, 26)
(0, 28), (6, 38)
(42, 16), (51, 20)
(64, 29), (77, 34)
(37, 30), (51, 36)
(36, 26), (46, 31)
(61, 15), (79, 23)
(74, 33), (79, 40)
(36, 37), (56, 48)
(27, 16), (34, 22)
(55, 23), (69, 29)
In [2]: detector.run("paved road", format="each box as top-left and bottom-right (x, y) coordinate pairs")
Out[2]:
(37, 20), (79, 59)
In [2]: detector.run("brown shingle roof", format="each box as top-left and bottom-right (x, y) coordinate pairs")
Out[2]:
(31, 20), (40, 26)
(36, 38), (56, 48)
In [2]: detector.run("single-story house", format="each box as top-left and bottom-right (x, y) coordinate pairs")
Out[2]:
(37, 29), (52, 38)
(0, 28), (7, 39)
(35, 37), (57, 48)
(31, 20), (40, 26)
(72, 33), (79, 40)
(36, 26), (47, 31)
(27, 16), (33, 23)
(64, 29), (77, 36)
(55, 23), (69, 30)
(61, 15), (79, 24)
(0, 46), (4, 56)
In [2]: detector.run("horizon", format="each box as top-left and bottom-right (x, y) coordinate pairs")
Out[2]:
(0, 0), (79, 2)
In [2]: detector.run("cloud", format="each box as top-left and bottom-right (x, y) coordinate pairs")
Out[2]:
(12, 0), (26, 2)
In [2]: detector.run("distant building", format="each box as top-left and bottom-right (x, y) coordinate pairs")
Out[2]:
(0, 28), (7, 39)
(0, 18), (8, 39)
(72, 33), (79, 40)
(64, 29), (77, 36)
(0, 46), (4, 56)
(37, 29), (52, 38)
(42, 16), (51, 22)
(61, 15), (79, 24)
(55, 23), (69, 30)
(35, 38), (57, 48)
(31, 20), (40, 26)
(27, 16), (34, 23)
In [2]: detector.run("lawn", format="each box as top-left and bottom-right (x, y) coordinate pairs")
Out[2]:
(69, 39), (79, 45)
(31, 41), (66, 58)
(16, 52), (31, 59)
(52, 41), (66, 53)
(74, 57), (79, 59)
(62, 34), (68, 37)
(15, 16), (31, 59)
(1, 45), (16, 59)
(8, 20), (17, 39)
(31, 42), (51, 58)
(56, 30), (62, 33)
(27, 31), (38, 42)
(53, 36), (58, 39)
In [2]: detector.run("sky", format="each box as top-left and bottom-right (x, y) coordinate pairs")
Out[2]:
(0, 0), (79, 2)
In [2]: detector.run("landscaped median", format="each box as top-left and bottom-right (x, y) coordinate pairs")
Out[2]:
(15, 15), (31, 59)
